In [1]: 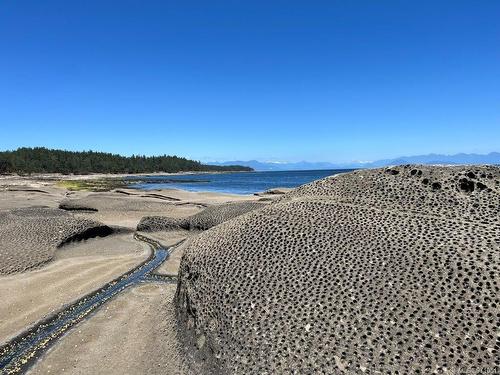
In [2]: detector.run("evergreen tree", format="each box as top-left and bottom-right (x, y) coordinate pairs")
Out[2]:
(0, 147), (252, 174)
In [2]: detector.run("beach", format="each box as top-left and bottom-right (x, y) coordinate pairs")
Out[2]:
(0, 173), (272, 374)
(1, 166), (498, 374)
(2, 1), (498, 372)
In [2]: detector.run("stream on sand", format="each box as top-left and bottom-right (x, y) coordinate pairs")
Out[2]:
(0, 234), (176, 374)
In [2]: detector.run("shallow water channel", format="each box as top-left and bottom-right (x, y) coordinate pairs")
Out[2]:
(0, 236), (175, 374)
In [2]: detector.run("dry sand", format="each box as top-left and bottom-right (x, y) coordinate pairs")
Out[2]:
(27, 284), (187, 375)
(156, 237), (193, 276)
(0, 186), (63, 210)
(0, 234), (149, 343)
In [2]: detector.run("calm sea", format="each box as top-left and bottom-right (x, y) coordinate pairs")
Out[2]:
(128, 169), (354, 195)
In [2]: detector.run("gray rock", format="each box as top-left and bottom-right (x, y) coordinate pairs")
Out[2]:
(175, 165), (500, 374)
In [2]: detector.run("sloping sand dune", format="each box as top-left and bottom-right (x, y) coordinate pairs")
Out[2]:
(175, 165), (500, 374)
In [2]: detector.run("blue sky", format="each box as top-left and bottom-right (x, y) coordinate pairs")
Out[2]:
(0, 1), (498, 163)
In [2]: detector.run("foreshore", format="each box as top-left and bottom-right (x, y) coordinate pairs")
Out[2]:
(0, 173), (274, 374)
(0, 170), (250, 184)
(0, 171), (261, 195)
(3, 166), (497, 374)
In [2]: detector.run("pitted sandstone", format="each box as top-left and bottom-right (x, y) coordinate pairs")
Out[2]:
(137, 202), (267, 232)
(175, 165), (500, 374)
(0, 207), (112, 274)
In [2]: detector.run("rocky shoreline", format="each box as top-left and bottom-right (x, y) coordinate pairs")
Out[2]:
(0, 166), (498, 374)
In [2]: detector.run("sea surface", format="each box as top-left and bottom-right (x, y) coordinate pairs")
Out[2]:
(128, 169), (354, 195)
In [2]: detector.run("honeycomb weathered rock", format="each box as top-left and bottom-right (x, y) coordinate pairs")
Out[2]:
(137, 216), (190, 232)
(0, 207), (112, 274)
(175, 165), (500, 374)
(187, 202), (267, 230)
(137, 202), (267, 232)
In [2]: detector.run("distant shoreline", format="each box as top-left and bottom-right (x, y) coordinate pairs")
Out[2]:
(0, 169), (338, 196)
(0, 168), (355, 181)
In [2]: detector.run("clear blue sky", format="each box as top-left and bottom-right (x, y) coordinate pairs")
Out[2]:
(1, 1), (498, 163)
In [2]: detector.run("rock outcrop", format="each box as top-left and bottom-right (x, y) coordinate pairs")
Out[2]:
(137, 202), (267, 232)
(175, 165), (499, 374)
(0, 207), (112, 274)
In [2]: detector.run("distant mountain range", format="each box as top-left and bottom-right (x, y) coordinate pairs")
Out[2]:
(209, 152), (500, 171)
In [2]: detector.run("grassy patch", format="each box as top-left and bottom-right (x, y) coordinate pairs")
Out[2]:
(57, 178), (128, 192)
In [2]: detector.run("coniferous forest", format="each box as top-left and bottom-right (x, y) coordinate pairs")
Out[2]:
(0, 147), (253, 174)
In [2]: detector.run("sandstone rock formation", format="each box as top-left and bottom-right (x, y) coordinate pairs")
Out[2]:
(59, 192), (174, 212)
(175, 165), (499, 374)
(0, 207), (112, 274)
(137, 202), (267, 232)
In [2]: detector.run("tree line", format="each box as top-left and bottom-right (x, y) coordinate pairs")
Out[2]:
(0, 147), (253, 174)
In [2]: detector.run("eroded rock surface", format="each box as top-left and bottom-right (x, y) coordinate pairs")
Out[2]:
(137, 202), (267, 232)
(59, 193), (175, 212)
(0, 207), (112, 274)
(175, 165), (500, 374)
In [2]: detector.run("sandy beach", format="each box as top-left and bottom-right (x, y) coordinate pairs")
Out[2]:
(0, 173), (271, 374)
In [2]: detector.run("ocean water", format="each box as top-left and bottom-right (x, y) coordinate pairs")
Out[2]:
(128, 169), (354, 195)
